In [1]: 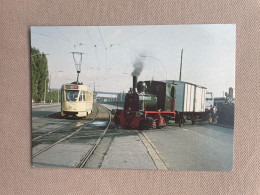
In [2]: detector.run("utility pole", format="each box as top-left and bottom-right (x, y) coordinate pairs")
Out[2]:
(222, 91), (225, 98)
(45, 71), (63, 103)
(93, 82), (96, 104)
(105, 47), (107, 71)
(179, 49), (183, 81)
(44, 76), (48, 104)
(49, 75), (51, 103)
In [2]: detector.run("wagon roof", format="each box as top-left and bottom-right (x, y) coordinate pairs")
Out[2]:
(164, 80), (207, 89)
(143, 80), (175, 85)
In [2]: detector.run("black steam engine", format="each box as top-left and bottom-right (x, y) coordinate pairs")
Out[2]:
(112, 76), (176, 130)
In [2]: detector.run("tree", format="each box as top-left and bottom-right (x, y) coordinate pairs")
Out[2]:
(31, 47), (49, 102)
(49, 89), (61, 103)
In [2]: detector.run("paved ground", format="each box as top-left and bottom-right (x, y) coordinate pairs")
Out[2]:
(102, 104), (234, 171)
(143, 122), (233, 171)
(32, 103), (61, 117)
(101, 104), (123, 110)
(101, 135), (157, 170)
(32, 103), (234, 171)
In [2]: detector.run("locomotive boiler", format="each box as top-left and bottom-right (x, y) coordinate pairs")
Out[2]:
(112, 76), (176, 130)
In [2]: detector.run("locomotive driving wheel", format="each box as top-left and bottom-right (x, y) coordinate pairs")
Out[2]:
(138, 117), (154, 130)
(146, 117), (154, 129)
(178, 117), (184, 127)
(114, 117), (120, 126)
(138, 120), (147, 130)
(191, 114), (196, 125)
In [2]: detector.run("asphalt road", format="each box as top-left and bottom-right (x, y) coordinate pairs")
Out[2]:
(143, 122), (233, 171)
(32, 103), (61, 117)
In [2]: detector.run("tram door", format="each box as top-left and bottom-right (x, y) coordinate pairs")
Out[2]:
(170, 86), (175, 112)
(79, 90), (87, 111)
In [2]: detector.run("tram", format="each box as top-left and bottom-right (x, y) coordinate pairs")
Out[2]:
(61, 82), (93, 118)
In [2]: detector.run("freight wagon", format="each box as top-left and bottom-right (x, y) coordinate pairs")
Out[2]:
(166, 80), (207, 126)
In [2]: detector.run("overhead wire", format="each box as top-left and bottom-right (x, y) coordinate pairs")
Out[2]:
(117, 26), (154, 46)
(85, 27), (95, 45)
(97, 27), (108, 71)
(97, 27), (106, 49)
(55, 27), (77, 51)
(31, 30), (72, 56)
(85, 27), (99, 67)
(85, 27), (100, 82)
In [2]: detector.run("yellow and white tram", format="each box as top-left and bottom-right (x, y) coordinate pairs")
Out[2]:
(61, 83), (93, 118)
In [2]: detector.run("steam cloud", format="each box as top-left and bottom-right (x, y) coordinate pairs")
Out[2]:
(131, 58), (144, 76)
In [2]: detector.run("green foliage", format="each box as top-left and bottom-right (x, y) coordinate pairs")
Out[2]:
(48, 89), (62, 103)
(31, 47), (49, 102)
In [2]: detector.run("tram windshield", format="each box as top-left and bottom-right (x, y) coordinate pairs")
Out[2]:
(65, 90), (79, 101)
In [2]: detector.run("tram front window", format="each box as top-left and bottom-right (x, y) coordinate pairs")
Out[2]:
(66, 90), (79, 101)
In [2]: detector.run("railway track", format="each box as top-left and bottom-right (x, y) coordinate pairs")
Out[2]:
(32, 104), (99, 141)
(32, 104), (111, 168)
(76, 106), (111, 168)
(32, 124), (66, 141)
(32, 105), (100, 158)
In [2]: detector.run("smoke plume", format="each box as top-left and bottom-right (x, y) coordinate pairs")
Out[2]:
(131, 58), (144, 76)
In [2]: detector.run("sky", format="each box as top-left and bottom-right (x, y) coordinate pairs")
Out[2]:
(30, 24), (236, 97)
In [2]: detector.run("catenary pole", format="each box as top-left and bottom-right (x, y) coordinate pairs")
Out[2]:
(179, 49), (183, 81)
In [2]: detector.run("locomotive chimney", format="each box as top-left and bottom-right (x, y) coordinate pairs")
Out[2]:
(133, 76), (137, 92)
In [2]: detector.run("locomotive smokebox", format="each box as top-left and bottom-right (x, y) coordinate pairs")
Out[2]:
(133, 76), (137, 92)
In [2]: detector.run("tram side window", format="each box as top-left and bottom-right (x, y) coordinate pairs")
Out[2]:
(78, 91), (86, 101)
(79, 91), (82, 101)
(83, 91), (86, 101)
(79, 91), (81, 101)
(66, 90), (79, 101)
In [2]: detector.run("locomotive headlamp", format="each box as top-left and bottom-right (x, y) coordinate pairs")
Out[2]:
(136, 111), (143, 118)
(111, 109), (116, 115)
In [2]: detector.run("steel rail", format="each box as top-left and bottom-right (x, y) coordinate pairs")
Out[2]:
(76, 105), (111, 168)
(32, 106), (100, 158)
(33, 112), (97, 141)
(33, 106), (98, 140)
(32, 125), (65, 141)
(32, 117), (66, 130)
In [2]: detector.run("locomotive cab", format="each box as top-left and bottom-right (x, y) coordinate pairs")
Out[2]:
(144, 81), (175, 112)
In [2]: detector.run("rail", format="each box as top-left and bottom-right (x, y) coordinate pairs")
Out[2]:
(32, 106), (100, 158)
(76, 105), (111, 168)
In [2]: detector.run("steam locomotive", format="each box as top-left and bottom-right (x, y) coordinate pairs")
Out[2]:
(112, 76), (176, 130)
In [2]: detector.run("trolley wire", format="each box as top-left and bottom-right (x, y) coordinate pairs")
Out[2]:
(55, 27), (77, 51)
(117, 26), (154, 46)
(97, 26), (106, 49)
(97, 27), (108, 71)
